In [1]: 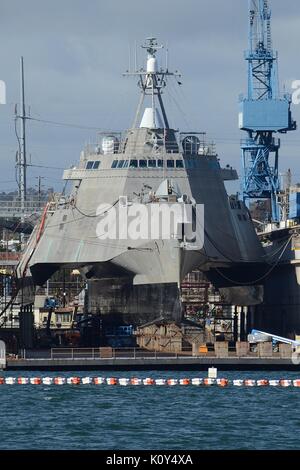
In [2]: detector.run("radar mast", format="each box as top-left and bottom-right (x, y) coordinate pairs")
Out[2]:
(124, 37), (181, 130)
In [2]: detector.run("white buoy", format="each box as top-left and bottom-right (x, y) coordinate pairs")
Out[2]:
(42, 377), (53, 385)
(81, 377), (93, 385)
(269, 380), (280, 387)
(233, 379), (244, 387)
(119, 378), (130, 386)
(155, 379), (166, 386)
(5, 377), (16, 385)
(191, 378), (203, 386)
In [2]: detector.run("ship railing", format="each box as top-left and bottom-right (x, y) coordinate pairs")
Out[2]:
(0, 200), (46, 209)
(83, 141), (180, 156)
(47, 347), (194, 360)
(239, 90), (289, 102)
(0, 200), (47, 218)
(83, 141), (217, 157)
(13, 345), (291, 360)
(240, 137), (280, 148)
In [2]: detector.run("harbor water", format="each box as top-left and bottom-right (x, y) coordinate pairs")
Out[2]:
(0, 370), (299, 450)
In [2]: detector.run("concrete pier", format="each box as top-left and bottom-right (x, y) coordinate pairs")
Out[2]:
(5, 355), (300, 371)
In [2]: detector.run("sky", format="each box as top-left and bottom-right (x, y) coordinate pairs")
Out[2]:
(0, 0), (300, 194)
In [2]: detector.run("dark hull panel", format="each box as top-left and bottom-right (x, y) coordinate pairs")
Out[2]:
(86, 279), (182, 325)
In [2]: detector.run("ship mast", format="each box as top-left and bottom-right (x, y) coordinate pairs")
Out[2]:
(124, 37), (181, 129)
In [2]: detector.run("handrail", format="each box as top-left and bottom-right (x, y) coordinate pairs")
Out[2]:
(49, 347), (193, 360)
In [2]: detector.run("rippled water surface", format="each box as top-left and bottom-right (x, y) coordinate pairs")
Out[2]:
(0, 370), (299, 450)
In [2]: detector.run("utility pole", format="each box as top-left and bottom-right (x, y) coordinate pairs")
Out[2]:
(19, 57), (27, 222)
(35, 176), (45, 205)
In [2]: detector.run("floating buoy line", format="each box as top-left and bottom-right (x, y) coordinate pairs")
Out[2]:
(0, 377), (300, 387)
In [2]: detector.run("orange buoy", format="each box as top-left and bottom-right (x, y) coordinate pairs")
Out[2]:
(17, 377), (29, 384)
(106, 377), (117, 385)
(30, 377), (42, 385)
(0, 377), (4, 385)
(167, 379), (178, 386)
(94, 377), (105, 385)
(217, 378), (228, 387)
(54, 377), (66, 385)
(293, 380), (300, 387)
(244, 379), (256, 387)
(130, 378), (142, 385)
(203, 378), (215, 386)
(143, 378), (154, 385)
(179, 378), (190, 386)
(280, 379), (292, 387)
(257, 379), (269, 387)
(67, 377), (81, 385)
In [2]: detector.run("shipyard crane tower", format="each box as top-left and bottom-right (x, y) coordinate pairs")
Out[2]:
(239, 0), (296, 222)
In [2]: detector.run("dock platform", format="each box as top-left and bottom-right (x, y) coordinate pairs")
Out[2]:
(5, 356), (300, 371)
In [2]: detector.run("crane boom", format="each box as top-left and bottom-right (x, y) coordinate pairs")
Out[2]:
(249, 329), (300, 347)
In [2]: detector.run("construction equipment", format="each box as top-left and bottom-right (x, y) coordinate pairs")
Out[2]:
(248, 329), (300, 347)
(240, 0), (296, 222)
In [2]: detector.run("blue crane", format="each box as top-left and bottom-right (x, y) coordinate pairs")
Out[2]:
(239, 0), (296, 222)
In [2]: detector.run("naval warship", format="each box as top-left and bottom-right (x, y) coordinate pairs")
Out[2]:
(17, 38), (267, 324)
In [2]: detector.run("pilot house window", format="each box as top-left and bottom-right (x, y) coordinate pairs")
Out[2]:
(86, 161), (101, 169)
(129, 159), (138, 168)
